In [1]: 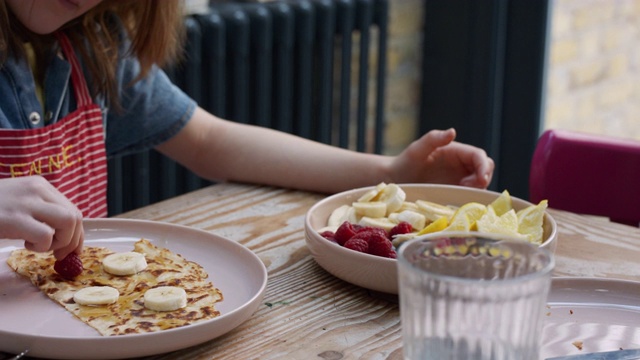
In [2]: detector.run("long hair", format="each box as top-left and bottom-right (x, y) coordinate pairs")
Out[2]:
(0, 0), (185, 110)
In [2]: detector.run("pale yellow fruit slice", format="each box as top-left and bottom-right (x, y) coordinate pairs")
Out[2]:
(397, 201), (420, 213)
(395, 210), (427, 231)
(441, 202), (487, 232)
(327, 204), (354, 227)
(476, 207), (526, 239)
(415, 200), (456, 222)
(352, 201), (387, 218)
(357, 182), (387, 202)
(517, 200), (548, 244)
(416, 216), (448, 235)
(443, 212), (472, 232)
(391, 233), (418, 248)
(376, 183), (406, 215)
(358, 216), (397, 232)
(451, 202), (487, 231)
(489, 190), (512, 217)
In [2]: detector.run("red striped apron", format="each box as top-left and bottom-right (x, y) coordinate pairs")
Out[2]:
(0, 33), (108, 218)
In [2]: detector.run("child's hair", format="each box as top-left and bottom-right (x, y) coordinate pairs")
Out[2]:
(0, 0), (185, 110)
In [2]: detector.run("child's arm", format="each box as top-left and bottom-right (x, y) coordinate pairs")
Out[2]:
(155, 107), (494, 193)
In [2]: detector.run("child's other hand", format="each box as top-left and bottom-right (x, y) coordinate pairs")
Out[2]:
(0, 176), (84, 259)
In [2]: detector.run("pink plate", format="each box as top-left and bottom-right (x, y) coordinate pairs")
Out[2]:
(0, 219), (267, 359)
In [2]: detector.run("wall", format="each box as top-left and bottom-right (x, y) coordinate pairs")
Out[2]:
(544, 0), (640, 141)
(382, 0), (424, 155)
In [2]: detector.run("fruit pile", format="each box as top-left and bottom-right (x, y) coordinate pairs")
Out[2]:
(320, 220), (414, 259)
(53, 248), (187, 311)
(317, 183), (549, 258)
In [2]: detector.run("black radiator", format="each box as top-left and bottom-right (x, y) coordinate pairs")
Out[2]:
(107, 0), (389, 215)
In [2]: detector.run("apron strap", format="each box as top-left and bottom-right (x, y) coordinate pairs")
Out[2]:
(55, 32), (93, 108)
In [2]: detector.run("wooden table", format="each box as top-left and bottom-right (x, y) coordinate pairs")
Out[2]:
(3, 184), (638, 360)
(113, 182), (640, 360)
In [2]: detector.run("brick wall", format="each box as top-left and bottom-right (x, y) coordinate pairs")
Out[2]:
(544, 0), (640, 140)
(383, 0), (424, 155)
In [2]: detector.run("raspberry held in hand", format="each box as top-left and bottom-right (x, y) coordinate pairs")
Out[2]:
(54, 252), (84, 280)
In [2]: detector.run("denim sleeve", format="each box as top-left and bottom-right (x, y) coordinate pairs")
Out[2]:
(104, 54), (196, 158)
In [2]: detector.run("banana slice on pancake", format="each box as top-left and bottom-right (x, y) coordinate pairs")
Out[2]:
(73, 286), (120, 306)
(102, 252), (147, 276)
(144, 286), (188, 312)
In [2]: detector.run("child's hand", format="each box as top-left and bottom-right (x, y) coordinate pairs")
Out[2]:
(0, 176), (84, 259)
(389, 128), (495, 189)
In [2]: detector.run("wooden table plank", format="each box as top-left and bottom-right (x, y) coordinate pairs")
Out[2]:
(548, 208), (640, 280)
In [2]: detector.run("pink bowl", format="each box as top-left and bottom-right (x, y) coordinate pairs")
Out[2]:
(304, 184), (557, 294)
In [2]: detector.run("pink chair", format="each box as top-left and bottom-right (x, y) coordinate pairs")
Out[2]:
(529, 129), (640, 227)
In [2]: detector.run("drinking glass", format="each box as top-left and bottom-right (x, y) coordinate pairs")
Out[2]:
(397, 231), (554, 360)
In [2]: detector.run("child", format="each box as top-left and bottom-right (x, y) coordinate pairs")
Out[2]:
(0, 0), (494, 259)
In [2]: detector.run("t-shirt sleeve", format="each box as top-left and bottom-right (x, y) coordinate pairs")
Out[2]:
(104, 54), (196, 158)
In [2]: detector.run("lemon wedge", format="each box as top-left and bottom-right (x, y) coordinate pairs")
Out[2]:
(451, 202), (487, 231)
(489, 190), (512, 216)
(443, 212), (472, 232)
(476, 207), (525, 239)
(517, 200), (548, 244)
(417, 216), (449, 235)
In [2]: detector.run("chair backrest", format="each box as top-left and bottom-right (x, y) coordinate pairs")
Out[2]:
(529, 129), (640, 227)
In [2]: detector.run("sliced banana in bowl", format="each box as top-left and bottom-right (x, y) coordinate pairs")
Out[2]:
(304, 183), (558, 294)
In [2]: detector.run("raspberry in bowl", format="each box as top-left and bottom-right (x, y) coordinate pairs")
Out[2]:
(304, 183), (557, 294)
